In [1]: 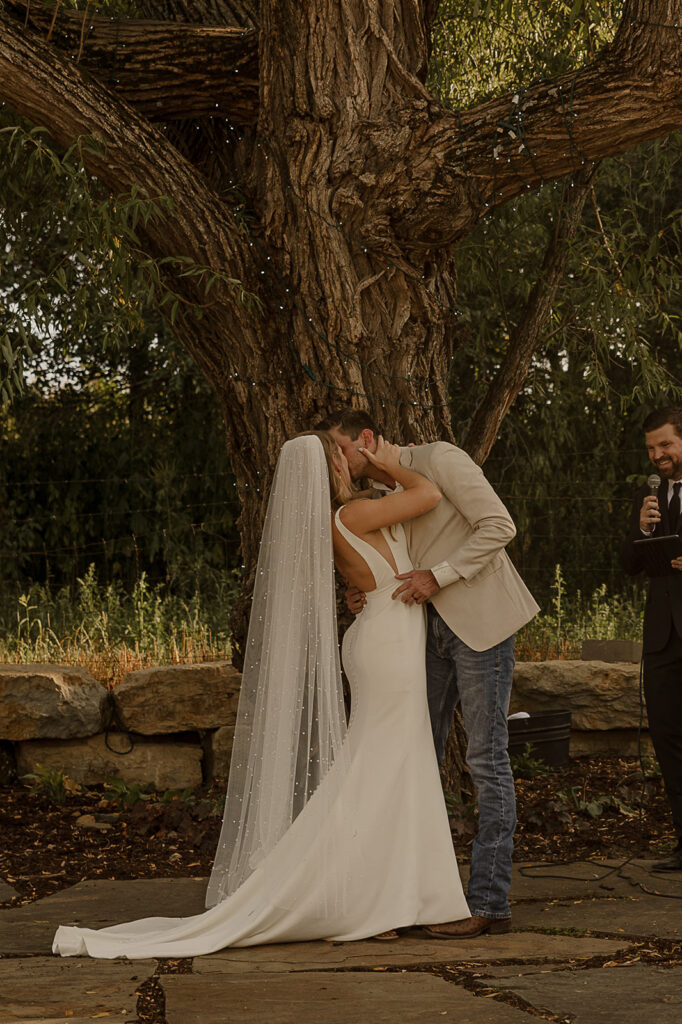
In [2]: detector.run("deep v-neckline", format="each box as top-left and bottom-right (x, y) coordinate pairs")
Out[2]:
(335, 509), (400, 578)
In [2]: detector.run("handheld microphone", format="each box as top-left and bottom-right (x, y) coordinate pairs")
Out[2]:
(647, 473), (661, 497)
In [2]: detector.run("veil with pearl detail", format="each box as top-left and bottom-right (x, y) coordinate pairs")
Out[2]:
(205, 434), (349, 908)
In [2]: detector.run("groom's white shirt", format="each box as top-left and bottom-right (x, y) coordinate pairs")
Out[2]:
(375, 442), (539, 652)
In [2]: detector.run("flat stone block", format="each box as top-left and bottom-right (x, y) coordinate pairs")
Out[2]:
(581, 639), (643, 663)
(204, 723), (236, 781)
(0, 956), (155, 1022)
(569, 728), (654, 757)
(485, 962), (682, 1024)
(0, 878), (207, 955)
(193, 931), (628, 975)
(511, 660), (645, 730)
(15, 731), (202, 790)
(511, 892), (682, 941)
(0, 665), (106, 741)
(162, 971), (532, 1024)
(115, 661), (240, 734)
(508, 859), (639, 902)
(0, 878), (18, 903)
(609, 858), (682, 898)
(1, 1017), (102, 1024)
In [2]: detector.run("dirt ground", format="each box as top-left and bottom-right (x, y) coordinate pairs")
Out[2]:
(0, 755), (677, 908)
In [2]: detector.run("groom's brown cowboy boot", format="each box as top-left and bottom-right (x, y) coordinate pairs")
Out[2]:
(423, 915), (512, 939)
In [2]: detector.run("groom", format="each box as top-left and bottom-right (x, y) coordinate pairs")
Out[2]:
(316, 408), (539, 937)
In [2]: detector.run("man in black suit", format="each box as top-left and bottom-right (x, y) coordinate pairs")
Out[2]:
(622, 406), (682, 871)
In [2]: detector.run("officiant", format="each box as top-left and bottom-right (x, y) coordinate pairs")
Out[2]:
(622, 406), (682, 871)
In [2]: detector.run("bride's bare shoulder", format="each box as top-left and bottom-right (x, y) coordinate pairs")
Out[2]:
(337, 498), (374, 529)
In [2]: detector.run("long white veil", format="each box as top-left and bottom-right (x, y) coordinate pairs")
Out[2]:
(205, 434), (348, 907)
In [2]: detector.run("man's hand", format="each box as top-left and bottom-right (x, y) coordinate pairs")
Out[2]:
(392, 570), (440, 605)
(671, 557), (682, 572)
(345, 585), (367, 614)
(640, 495), (661, 532)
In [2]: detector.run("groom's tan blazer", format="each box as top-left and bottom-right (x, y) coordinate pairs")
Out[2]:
(397, 442), (539, 652)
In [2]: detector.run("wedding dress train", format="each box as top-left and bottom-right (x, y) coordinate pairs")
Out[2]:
(53, 512), (468, 958)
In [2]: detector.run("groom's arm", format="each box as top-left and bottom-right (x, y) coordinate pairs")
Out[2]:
(392, 443), (515, 604)
(428, 445), (516, 584)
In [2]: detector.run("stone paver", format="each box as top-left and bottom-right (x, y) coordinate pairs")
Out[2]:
(0, 878), (206, 954)
(606, 858), (682, 898)
(0, 879), (17, 903)
(510, 858), (682, 902)
(512, 892), (682, 940)
(2, 862), (681, 1023)
(484, 962), (682, 1024)
(1, 1017), (106, 1024)
(161, 971), (532, 1024)
(193, 932), (629, 975)
(508, 860), (627, 901)
(0, 955), (155, 1022)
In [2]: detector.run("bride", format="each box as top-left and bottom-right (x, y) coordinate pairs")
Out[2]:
(53, 432), (469, 958)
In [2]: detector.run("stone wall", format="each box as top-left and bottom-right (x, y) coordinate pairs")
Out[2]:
(511, 659), (653, 757)
(0, 662), (240, 790)
(0, 657), (652, 790)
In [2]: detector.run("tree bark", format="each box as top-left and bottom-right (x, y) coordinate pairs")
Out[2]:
(1, 0), (682, 644)
(3, 1), (258, 123)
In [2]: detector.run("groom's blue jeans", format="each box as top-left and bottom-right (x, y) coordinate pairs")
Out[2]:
(425, 605), (516, 920)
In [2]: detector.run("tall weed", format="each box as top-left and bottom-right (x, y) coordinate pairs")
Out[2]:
(0, 562), (646, 678)
(516, 564), (645, 660)
(0, 564), (236, 686)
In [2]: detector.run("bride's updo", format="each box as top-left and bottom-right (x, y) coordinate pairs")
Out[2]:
(295, 430), (354, 509)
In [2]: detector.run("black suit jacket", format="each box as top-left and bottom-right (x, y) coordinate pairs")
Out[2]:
(621, 482), (682, 653)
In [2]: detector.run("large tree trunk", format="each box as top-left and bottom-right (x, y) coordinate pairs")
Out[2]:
(2, 0), (682, 800)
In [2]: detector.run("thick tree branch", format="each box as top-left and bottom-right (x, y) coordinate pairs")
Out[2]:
(139, 1), (258, 27)
(418, 0), (440, 72)
(0, 10), (260, 364)
(386, 0), (682, 253)
(4, 1), (258, 123)
(461, 164), (598, 465)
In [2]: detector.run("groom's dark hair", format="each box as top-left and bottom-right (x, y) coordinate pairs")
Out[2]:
(315, 407), (381, 439)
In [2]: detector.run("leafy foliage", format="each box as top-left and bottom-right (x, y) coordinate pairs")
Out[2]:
(0, 116), (168, 403)
(427, 2), (682, 604)
(0, 316), (241, 592)
(103, 778), (155, 806)
(430, 1), (623, 109)
(516, 565), (645, 659)
(1, 1), (681, 616)
(0, 565), (235, 685)
(510, 742), (552, 779)
(0, 113), (258, 405)
(20, 764), (82, 805)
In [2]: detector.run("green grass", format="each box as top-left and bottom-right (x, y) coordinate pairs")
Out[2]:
(0, 564), (235, 686)
(516, 565), (645, 660)
(0, 562), (646, 684)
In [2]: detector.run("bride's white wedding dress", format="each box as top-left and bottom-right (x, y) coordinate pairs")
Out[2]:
(53, 512), (468, 958)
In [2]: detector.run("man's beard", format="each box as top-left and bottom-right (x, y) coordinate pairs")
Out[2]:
(656, 459), (682, 478)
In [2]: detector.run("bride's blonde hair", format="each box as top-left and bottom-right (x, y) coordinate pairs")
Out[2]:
(295, 431), (353, 509)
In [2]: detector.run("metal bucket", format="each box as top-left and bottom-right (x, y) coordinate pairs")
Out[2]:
(507, 710), (572, 768)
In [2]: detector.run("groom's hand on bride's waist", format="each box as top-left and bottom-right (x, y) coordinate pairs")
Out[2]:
(392, 570), (440, 605)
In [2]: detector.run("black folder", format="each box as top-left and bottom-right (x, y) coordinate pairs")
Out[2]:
(633, 534), (682, 576)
